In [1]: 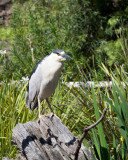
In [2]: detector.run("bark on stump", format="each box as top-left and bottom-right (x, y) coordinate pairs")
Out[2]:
(12, 114), (93, 160)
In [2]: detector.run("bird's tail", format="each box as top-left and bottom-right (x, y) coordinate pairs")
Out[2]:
(25, 91), (30, 108)
(25, 91), (38, 111)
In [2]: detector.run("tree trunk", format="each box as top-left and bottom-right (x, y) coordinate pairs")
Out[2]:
(12, 114), (94, 160)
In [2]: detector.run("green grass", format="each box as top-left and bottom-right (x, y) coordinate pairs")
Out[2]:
(0, 68), (128, 160)
(0, 81), (37, 159)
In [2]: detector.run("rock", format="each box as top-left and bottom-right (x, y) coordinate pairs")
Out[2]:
(0, 0), (11, 6)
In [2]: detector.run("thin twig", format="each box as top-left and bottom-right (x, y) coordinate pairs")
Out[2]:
(74, 108), (107, 160)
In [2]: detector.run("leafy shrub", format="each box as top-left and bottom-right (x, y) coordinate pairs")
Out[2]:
(1, 0), (103, 80)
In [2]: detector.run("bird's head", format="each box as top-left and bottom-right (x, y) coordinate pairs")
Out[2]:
(51, 49), (72, 62)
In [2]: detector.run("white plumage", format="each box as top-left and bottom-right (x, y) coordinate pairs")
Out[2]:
(26, 49), (72, 118)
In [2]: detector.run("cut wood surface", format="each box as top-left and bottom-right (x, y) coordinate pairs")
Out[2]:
(12, 114), (94, 160)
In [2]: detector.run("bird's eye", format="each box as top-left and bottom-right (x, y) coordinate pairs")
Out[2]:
(57, 53), (60, 56)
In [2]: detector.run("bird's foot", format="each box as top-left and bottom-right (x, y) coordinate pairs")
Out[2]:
(38, 112), (55, 124)
(38, 109), (46, 123)
(43, 112), (54, 120)
(38, 114), (43, 123)
(44, 112), (54, 119)
(51, 112), (54, 117)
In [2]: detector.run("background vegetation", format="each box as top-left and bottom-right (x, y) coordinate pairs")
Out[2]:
(0, 0), (128, 159)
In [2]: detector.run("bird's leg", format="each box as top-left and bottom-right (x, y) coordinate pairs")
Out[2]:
(46, 98), (54, 116)
(38, 97), (41, 119)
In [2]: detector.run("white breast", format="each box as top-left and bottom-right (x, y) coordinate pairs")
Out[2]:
(38, 59), (63, 100)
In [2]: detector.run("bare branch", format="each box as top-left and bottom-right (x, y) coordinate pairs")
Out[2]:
(74, 108), (107, 160)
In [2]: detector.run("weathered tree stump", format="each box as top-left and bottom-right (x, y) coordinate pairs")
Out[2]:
(12, 114), (94, 160)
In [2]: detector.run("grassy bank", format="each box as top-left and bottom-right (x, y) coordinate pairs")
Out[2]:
(1, 66), (128, 159)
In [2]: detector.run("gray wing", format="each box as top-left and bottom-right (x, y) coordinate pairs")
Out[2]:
(26, 63), (43, 111)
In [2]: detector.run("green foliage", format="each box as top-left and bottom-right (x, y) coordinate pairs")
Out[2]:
(96, 7), (128, 71)
(103, 84), (128, 160)
(0, 81), (37, 159)
(1, 0), (104, 80)
(1, 64), (128, 159)
(1, 0), (128, 159)
(0, 27), (13, 41)
(91, 87), (111, 160)
(97, 38), (128, 67)
(90, 84), (128, 160)
(0, 0), (128, 81)
(88, 65), (128, 160)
